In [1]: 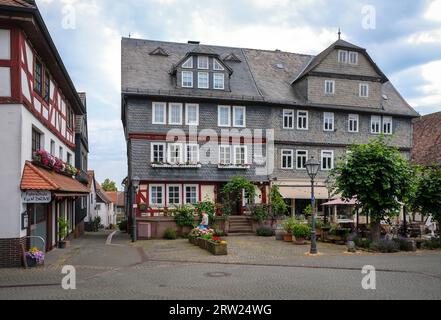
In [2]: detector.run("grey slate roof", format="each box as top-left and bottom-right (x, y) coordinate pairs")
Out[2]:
(121, 37), (419, 117)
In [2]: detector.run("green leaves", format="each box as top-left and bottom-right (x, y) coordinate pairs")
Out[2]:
(413, 166), (441, 225)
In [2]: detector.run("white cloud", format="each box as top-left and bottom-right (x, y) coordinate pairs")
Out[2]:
(425, 0), (441, 22)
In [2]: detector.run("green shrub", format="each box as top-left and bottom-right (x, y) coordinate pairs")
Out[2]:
(251, 204), (269, 223)
(118, 219), (128, 232)
(292, 224), (311, 239)
(256, 226), (274, 237)
(173, 205), (196, 228)
(422, 239), (441, 250)
(164, 228), (177, 240)
(369, 240), (400, 253)
(394, 238), (416, 252)
(282, 217), (297, 234)
(355, 238), (372, 249)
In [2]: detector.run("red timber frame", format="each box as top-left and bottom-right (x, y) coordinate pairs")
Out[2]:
(0, 25), (76, 151)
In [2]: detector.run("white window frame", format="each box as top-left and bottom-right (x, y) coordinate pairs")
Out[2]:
(218, 105), (231, 127)
(184, 185), (199, 204)
(233, 106), (246, 128)
(167, 185), (182, 207)
(169, 103), (183, 125)
(296, 150), (308, 170)
(185, 144), (200, 164)
(349, 51), (359, 65)
(297, 110), (309, 130)
(168, 143), (183, 164)
(338, 50), (348, 63)
(383, 116), (393, 135)
(50, 140), (56, 156)
(283, 109), (295, 130)
(182, 71), (193, 88)
(198, 72), (209, 89)
(219, 145), (232, 165)
(348, 114), (359, 133)
(321, 150), (334, 171)
(182, 57), (193, 69)
(281, 149), (294, 170)
(149, 184), (165, 207)
(324, 112), (335, 132)
(198, 56), (209, 70)
(152, 102), (166, 125)
(151, 142), (166, 163)
(234, 145), (247, 165)
(325, 80), (335, 95)
(359, 83), (369, 98)
(185, 103), (199, 126)
(213, 59), (225, 71)
(371, 115), (381, 134)
(213, 73), (225, 90)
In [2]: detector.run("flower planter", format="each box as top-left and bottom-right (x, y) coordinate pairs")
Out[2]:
(199, 239), (210, 250)
(26, 256), (38, 268)
(207, 241), (228, 256)
(283, 235), (293, 242)
(294, 237), (307, 245)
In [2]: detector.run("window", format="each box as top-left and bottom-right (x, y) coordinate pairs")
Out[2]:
(296, 150), (308, 170)
(182, 57), (193, 69)
(186, 144), (199, 164)
(31, 128), (41, 153)
(50, 140), (55, 156)
(325, 80), (335, 95)
(233, 106), (246, 127)
(324, 112), (335, 132)
(338, 50), (348, 63)
(349, 52), (359, 65)
(167, 185), (181, 206)
(234, 146), (247, 165)
(281, 150), (294, 170)
(151, 143), (166, 163)
(96, 204), (101, 211)
(168, 144), (183, 164)
(43, 71), (50, 103)
(198, 56), (209, 69)
(219, 145), (231, 165)
(283, 110), (295, 129)
(383, 116), (393, 135)
(218, 106), (231, 127)
(297, 111), (309, 130)
(59, 147), (63, 160)
(213, 59), (225, 71)
(182, 71), (193, 88)
(348, 114), (359, 133)
(169, 103), (183, 125)
(152, 102), (166, 124)
(198, 72), (209, 89)
(150, 185), (164, 207)
(34, 60), (43, 94)
(67, 106), (74, 129)
(67, 153), (72, 165)
(371, 115), (381, 134)
(213, 73), (225, 90)
(185, 185), (198, 204)
(185, 104), (199, 125)
(360, 83), (369, 98)
(321, 151), (334, 171)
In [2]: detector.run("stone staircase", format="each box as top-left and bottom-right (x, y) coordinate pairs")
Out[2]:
(228, 216), (254, 235)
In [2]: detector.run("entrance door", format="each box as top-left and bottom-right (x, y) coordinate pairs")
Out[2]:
(29, 204), (47, 252)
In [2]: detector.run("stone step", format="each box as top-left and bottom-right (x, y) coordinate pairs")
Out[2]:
(229, 228), (254, 233)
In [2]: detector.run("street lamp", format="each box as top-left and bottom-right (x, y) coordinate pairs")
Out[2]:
(131, 176), (140, 243)
(324, 176), (334, 225)
(306, 157), (320, 255)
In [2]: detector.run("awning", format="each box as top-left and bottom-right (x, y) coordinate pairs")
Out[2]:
(21, 161), (89, 194)
(278, 186), (329, 200)
(322, 198), (358, 206)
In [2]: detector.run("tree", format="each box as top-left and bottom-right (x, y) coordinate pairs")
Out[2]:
(102, 179), (118, 192)
(222, 177), (257, 214)
(413, 166), (441, 232)
(332, 136), (415, 241)
(269, 186), (288, 217)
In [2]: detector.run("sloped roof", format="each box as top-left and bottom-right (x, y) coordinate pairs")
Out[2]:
(122, 38), (418, 117)
(106, 191), (125, 207)
(0, 0), (36, 8)
(95, 182), (111, 204)
(21, 162), (89, 193)
(412, 112), (441, 166)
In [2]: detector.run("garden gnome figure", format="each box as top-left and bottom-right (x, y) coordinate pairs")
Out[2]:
(199, 212), (209, 230)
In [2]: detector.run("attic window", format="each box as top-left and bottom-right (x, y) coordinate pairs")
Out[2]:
(338, 50), (348, 63)
(349, 52), (358, 65)
(213, 59), (225, 71)
(275, 63), (284, 69)
(198, 56), (209, 70)
(149, 47), (169, 57)
(223, 53), (242, 63)
(182, 57), (193, 69)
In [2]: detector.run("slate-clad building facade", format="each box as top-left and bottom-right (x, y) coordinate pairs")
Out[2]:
(121, 36), (419, 237)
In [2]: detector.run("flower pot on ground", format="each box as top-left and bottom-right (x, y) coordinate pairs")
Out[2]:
(58, 218), (69, 249)
(282, 217), (297, 242)
(293, 224), (311, 245)
(207, 240), (228, 256)
(25, 247), (45, 268)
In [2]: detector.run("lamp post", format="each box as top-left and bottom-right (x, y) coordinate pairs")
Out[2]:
(131, 176), (140, 243)
(324, 177), (333, 225)
(306, 157), (320, 255)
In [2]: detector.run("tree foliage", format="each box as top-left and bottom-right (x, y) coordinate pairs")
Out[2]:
(269, 186), (288, 217)
(102, 179), (118, 192)
(413, 166), (441, 226)
(222, 177), (256, 201)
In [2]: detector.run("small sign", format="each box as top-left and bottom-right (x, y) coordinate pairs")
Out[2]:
(21, 212), (28, 231)
(22, 191), (52, 204)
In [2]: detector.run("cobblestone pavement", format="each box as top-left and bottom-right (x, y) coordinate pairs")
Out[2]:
(0, 232), (440, 300)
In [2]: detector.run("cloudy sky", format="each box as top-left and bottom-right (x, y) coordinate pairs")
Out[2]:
(36, 0), (441, 189)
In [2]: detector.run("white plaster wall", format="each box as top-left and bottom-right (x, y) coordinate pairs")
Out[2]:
(0, 29), (11, 60)
(0, 67), (11, 97)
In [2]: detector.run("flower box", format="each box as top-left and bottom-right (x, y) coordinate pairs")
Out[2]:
(151, 163), (202, 169)
(218, 164), (251, 170)
(206, 241), (228, 256)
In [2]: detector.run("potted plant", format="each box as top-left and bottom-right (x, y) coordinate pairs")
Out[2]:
(25, 247), (45, 267)
(304, 205), (313, 224)
(282, 217), (297, 242)
(293, 224), (311, 245)
(207, 236), (228, 256)
(58, 218), (69, 249)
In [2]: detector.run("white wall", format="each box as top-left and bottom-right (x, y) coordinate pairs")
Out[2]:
(0, 67), (11, 97)
(0, 29), (11, 60)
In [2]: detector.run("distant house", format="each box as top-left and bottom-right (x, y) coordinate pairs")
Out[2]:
(106, 191), (126, 222)
(412, 112), (441, 167)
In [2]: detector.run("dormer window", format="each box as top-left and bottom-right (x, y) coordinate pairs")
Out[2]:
(182, 71), (193, 88)
(198, 56), (209, 69)
(338, 50), (348, 63)
(213, 59), (225, 71)
(349, 52), (359, 65)
(198, 72), (209, 89)
(182, 57), (193, 69)
(213, 73), (225, 90)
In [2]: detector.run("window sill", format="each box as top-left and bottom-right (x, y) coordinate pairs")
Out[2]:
(151, 164), (202, 169)
(218, 164), (251, 170)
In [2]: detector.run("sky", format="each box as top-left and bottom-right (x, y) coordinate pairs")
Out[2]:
(35, 0), (441, 189)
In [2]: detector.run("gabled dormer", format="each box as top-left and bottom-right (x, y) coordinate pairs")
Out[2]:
(171, 42), (233, 91)
(292, 39), (389, 109)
